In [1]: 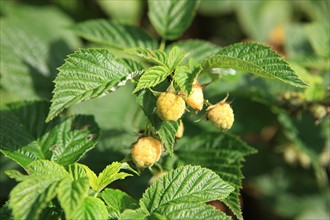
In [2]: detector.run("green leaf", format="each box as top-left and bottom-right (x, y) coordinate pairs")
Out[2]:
(9, 160), (68, 220)
(157, 121), (179, 156)
(148, 0), (200, 40)
(167, 40), (220, 63)
(155, 203), (230, 220)
(0, 3), (80, 100)
(71, 196), (108, 220)
(202, 42), (308, 88)
(173, 133), (257, 220)
(46, 48), (135, 122)
(133, 66), (171, 93)
(120, 209), (148, 220)
(126, 47), (168, 66)
(71, 19), (158, 49)
(0, 101), (100, 167)
(174, 64), (201, 95)
(57, 164), (89, 219)
(81, 162), (133, 193)
(166, 46), (185, 69)
(101, 188), (139, 219)
(5, 170), (27, 182)
(140, 165), (234, 218)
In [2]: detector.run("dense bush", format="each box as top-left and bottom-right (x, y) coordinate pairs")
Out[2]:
(0, 1), (329, 219)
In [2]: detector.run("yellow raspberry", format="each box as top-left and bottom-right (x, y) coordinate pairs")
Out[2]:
(185, 81), (204, 111)
(175, 120), (184, 138)
(156, 92), (185, 121)
(207, 102), (234, 130)
(131, 136), (162, 168)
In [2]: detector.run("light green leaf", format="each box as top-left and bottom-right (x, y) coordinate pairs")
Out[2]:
(71, 196), (108, 220)
(81, 162), (133, 193)
(173, 133), (257, 220)
(126, 47), (168, 66)
(202, 42), (307, 87)
(5, 170), (27, 182)
(166, 46), (185, 69)
(95, 162), (133, 193)
(148, 0), (200, 40)
(157, 121), (179, 156)
(9, 160), (68, 220)
(174, 64), (201, 95)
(167, 40), (220, 63)
(101, 188), (139, 219)
(71, 19), (158, 49)
(305, 23), (330, 57)
(120, 209), (148, 220)
(0, 101), (100, 167)
(46, 48), (135, 122)
(133, 66), (171, 93)
(57, 176), (89, 219)
(140, 165), (234, 217)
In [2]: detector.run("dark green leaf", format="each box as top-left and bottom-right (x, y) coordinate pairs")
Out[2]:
(47, 48), (134, 122)
(202, 42), (307, 87)
(174, 64), (201, 95)
(140, 165), (234, 216)
(148, 0), (200, 40)
(71, 19), (158, 49)
(157, 121), (179, 156)
(0, 101), (100, 167)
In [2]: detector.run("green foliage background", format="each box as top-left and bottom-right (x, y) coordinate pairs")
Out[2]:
(0, 0), (329, 220)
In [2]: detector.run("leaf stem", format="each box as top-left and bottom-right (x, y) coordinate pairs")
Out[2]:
(159, 39), (166, 51)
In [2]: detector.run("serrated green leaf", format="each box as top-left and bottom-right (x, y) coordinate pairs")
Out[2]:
(167, 40), (220, 63)
(57, 176), (89, 219)
(0, 101), (100, 167)
(71, 196), (108, 220)
(148, 0), (200, 40)
(156, 203), (230, 220)
(174, 64), (200, 95)
(120, 209), (148, 220)
(157, 121), (179, 156)
(133, 66), (171, 93)
(46, 48), (134, 122)
(81, 162), (133, 193)
(126, 47), (168, 66)
(95, 162), (133, 193)
(173, 133), (257, 220)
(101, 188), (139, 219)
(202, 42), (308, 88)
(140, 165), (234, 216)
(5, 170), (27, 182)
(71, 19), (158, 49)
(166, 46), (185, 69)
(9, 160), (68, 220)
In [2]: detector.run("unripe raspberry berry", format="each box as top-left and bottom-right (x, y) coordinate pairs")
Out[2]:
(185, 81), (204, 111)
(207, 101), (234, 130)
(131, 136), (162, 168)
(156, 92), (185, 121)
(175, 120), (184, 138)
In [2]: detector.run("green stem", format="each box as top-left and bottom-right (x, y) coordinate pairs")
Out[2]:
(159, 38), (166, 51)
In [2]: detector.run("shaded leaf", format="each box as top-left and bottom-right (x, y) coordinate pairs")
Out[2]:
(71, 19), (158, 49)
(148, 0), (200, 40)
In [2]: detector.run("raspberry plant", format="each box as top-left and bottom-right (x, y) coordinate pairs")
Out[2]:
(1, 1), (328, 220)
